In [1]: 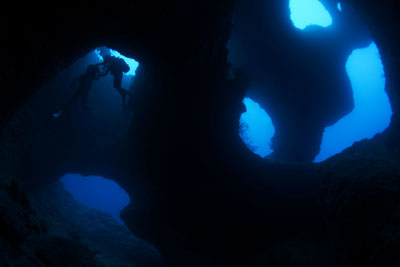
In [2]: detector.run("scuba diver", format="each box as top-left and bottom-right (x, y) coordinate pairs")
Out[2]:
(96, 55), (132, 112)
(53, 64), (101, 118)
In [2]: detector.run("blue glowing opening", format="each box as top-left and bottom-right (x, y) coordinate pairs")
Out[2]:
(289, 0), (333, 30)
(239, 97), (275, 158)
(315, 42), (392, 162)
(95, 48), (139, 76)
(61, 174), (130, 224)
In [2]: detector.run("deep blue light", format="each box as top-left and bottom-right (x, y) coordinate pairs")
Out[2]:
(61, 174), (131, 224)
(239, 97), (275, 158)
(315, 42), (392, 162)
(95, 48), (139, 76)
(289, 0), (333, 30)
(109, 49), (139, 76)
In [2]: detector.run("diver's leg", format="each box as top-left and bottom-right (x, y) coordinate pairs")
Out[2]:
(122, 94), (127, 112)
(113, 72), (128, 112)
(63, 88), (83, 112)
(81, 86), (91, 110)
(113, 72), (123, 92)
(53, 88), (83, 118)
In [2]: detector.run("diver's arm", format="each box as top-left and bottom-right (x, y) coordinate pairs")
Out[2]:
(99, 68), (110, 77)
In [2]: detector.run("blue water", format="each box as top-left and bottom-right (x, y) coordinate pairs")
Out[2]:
(239, 98), (275, 158)
(61, 174), (130, 224)
(109, 49), (139, 76)
(289, 0), (332, 30)
(315, 42), (392, 162)
(95, 48), (139, 76)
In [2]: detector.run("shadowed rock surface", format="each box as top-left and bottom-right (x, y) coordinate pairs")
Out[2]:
(0, 180), (100, 266)
(1, 0), (400, 266)
(35, 181), (164, 267)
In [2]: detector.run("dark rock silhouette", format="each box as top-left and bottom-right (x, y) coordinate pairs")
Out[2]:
(0, 179), (99, 266)
(0, 0), (400, 266)
(36, 181), (165, 266)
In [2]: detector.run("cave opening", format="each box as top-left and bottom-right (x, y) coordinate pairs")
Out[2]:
(315, 41), (392, 162)
(239, 97), (275, 158)
(30, 45), (141, 223)
(60, 173), (130, 224)
(231, 0), (392, 163)
(50, 46), (139, 121)
(39, 47), (139, 220)
(0, 45), (166, 265)
(35, 174), (164, 266)
(289, 0), (333, 30)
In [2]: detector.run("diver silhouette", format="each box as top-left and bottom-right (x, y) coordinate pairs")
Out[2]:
(97, 55), (132, 112)
(53, 64), (101, 118)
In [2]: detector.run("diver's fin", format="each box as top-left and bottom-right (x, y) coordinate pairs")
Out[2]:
(52, 111), (63, 118)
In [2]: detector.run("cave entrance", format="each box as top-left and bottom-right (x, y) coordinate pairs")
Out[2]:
(239, 97), (275, 158)
(35, 175), (164, 266)
(1, 45), (165, 265)
(315, 42), (392, 162)
(230, 0), (392, 162)
(289, 0), (333, 30)
(60, 173), (130, 224)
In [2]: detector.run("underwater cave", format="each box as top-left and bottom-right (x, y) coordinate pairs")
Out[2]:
(1, 1), (400, 266)
(0, 45), (165, 266)
(235, 0), (392, 162)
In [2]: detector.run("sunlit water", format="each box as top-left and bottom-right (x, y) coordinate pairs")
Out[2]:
(289, 0), (332, 30)
(315, 42), (392, 162)
(95, 47), (139, 76)
(61, 174), (130, 224)
(239, 98), (275, 158)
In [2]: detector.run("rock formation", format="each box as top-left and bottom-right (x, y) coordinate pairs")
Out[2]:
(1, 0), (400, 266)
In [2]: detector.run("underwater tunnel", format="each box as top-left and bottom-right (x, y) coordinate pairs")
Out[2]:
(21, 46), (141, 224)
(50, 47), (139, 224)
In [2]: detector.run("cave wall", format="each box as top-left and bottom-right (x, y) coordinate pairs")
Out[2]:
(1, 0), (400, 266)
(0, 179), (102, 266)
